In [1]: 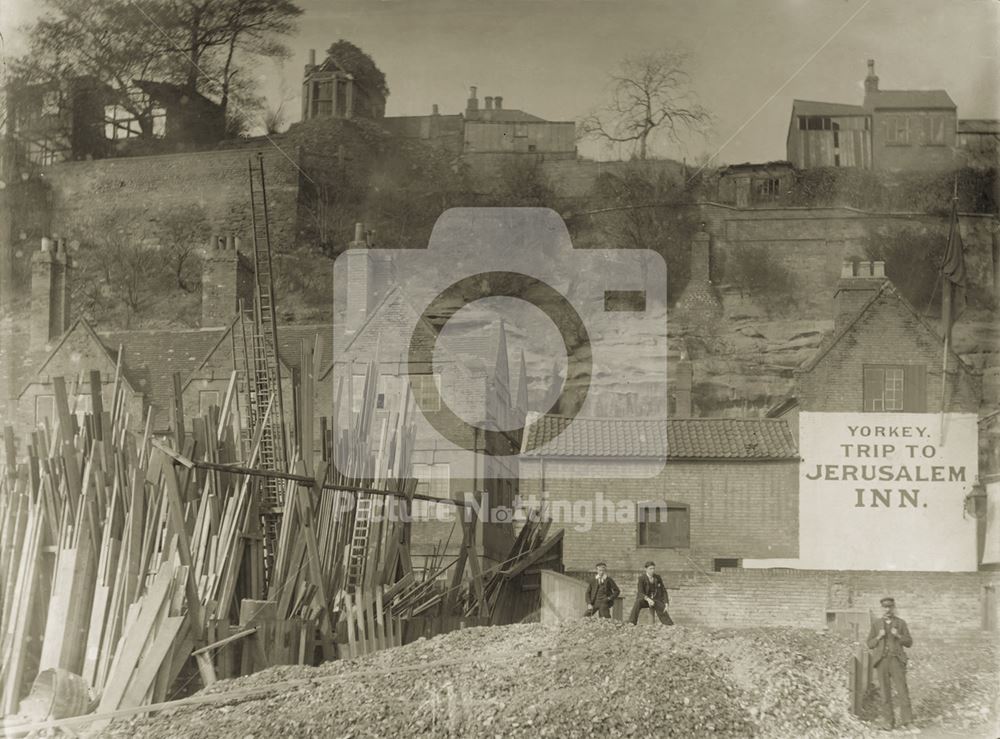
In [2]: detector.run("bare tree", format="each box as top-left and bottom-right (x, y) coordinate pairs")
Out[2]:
(581, 51), (710, 160)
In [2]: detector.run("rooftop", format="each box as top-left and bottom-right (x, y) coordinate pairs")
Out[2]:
(865, 89), (956, 110)
(521, 416), (798, 460)
(791, 100), (868, 117)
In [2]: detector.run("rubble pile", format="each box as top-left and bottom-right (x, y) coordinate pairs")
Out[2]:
(100, 619), (932, 739)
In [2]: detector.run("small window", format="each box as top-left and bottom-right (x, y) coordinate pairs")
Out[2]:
(412, 462), (450, 499)
(637, 502), (690, 548)
(833, 129), (840, 148)
(713, 558), (741, 572)
(199, 390), (220, 416)
(67, 393), (93, 431)
(410, 373), (442, 412)
(528, 144), (537, 152)
(41, 90), (61, 116)
(34, 395), (55, 427)
(863, 364), (927, 412)
(885, 115), (910, 145)
(834, 153), (841, 167)
(926, 116), (947, 146)
(350, 372), (368, 413)
(753, 177), (780, 199)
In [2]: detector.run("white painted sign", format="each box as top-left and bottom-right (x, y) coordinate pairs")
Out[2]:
(749, 412), (979, 572)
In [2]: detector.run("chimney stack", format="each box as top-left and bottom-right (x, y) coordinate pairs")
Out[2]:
(864, 59), (879, 96)
(432, 104), (439, 115)
(202, 232), (254, 327)
(494, 96), (503, 110)
(466, 86), (479, 115)
(833, 259), (886, 329)
(30, 237), (72, 353)
(673, 360), (693, 418)
(690, 226), (711, 284)
(484, 96), (494, 110)
(345, 222), (376, 335)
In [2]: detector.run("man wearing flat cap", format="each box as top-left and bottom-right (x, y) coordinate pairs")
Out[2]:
(628, 561), (673, 625)
(866, 596), (914, 730)
(584, 562), (620, 618)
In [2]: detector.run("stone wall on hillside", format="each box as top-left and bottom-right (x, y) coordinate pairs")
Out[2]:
(42, 146), (301, 253)
(698, 204), (997, 317)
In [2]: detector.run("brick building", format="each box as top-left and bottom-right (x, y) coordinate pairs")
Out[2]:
(757, 259), (984, 572)
(7, 234), (325, 444)
(785, 59), (992, 172)
(300, 49), (386, 121)
(518, 417), (800, 580)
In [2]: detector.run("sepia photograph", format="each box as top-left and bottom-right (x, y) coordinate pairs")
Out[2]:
(0, 0), (998, 736)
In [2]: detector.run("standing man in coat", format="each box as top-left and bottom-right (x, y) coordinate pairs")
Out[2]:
(584, 562), (620, 618)
(628, 561), (673, 625)
(866, 596), (914, 730)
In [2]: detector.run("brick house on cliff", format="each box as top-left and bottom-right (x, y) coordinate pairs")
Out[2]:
(786, 59), (990, 172)
(521, 256), (991, 612)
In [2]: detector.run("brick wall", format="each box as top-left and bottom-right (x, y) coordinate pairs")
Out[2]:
(798, 291), (981, 413)
(872, 110), (959, 172)
(564, 567), (1000, 635)
(41, 147), (301, 256)
(519, 457), (799, 574)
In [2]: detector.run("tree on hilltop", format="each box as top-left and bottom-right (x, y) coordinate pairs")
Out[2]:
(581, 51), (711, 160)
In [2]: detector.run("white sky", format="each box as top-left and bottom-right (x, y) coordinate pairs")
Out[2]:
(2, 0), (998, 163)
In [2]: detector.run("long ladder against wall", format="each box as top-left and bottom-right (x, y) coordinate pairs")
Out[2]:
(232, 152), (289, 581)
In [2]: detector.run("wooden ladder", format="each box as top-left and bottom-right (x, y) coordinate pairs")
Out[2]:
(346, 495), (374, 593)
(236, 153), (289, 582)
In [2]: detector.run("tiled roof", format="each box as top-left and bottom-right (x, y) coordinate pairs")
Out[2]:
(99, 323), (332, 418)
(521, 416), (798, 460)
(791, 100), (868, 117)
(866, 90), (955, 110)
(99, 328), (227, 411)
(958, 119), (1000, 135)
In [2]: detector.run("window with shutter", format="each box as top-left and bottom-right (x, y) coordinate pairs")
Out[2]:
(863, 364), (927, 412)
(638, 502), (690, 548)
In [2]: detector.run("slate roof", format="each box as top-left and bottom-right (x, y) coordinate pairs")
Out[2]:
(99, 327), (228, 412)
(521, 416), (798, 460)
(797, 281), (973, 375)
(958, 119), (1000, 135)
(866, 89), (955, 110)
(98, 323), (332, 420)
(791, 100), (868, 117)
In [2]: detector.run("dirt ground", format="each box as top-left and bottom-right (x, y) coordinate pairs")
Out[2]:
(97, 621), (998, 738)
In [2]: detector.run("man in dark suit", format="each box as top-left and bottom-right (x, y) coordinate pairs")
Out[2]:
(628, 561), (673, 625)
(865, 596), (914, 730)
(584, 562), (620, 618)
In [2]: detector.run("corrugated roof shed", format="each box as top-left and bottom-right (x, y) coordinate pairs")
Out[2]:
(791, 100), (868, 117)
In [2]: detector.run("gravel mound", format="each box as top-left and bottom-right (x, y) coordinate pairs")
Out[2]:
(100, 620), (997, 738)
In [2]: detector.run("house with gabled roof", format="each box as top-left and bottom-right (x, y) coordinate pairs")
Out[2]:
(786, 59), (980, 171)
(4, 234), (329, 454)
(518, 415), (800, 592)
(755, 259), (986, 572)
(327, 245), (528, 567)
